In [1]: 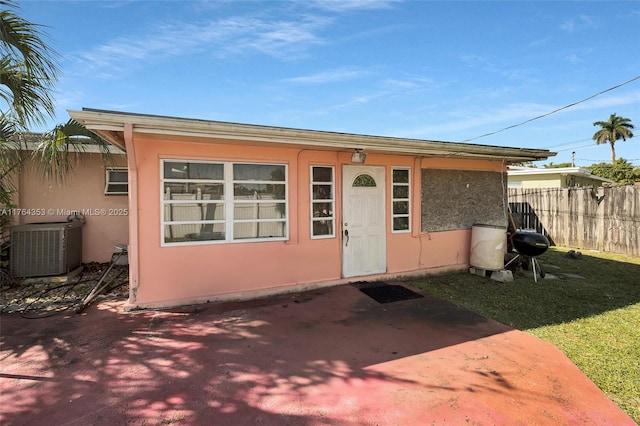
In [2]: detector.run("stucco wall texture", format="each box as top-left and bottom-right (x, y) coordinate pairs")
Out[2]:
(125, 134), (505, 309)
(15, 154), (129, 263)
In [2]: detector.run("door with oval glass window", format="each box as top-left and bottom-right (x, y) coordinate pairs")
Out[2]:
(342, 165), (386, 277)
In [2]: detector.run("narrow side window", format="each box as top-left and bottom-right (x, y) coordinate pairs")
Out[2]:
(392, 168), (410, 232)
(310, 166), (335, 238)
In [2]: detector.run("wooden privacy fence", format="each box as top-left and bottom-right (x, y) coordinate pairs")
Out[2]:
(508, 185), (640, 257)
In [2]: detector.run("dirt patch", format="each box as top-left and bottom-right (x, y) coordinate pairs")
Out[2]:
(0, 262), (128, 317)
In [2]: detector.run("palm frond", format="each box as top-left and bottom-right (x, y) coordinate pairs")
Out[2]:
(0, 112), (24, 179)
(33, 119), (115, 183)
(0, 111), (23, 222)
(0, 1), (59, 126)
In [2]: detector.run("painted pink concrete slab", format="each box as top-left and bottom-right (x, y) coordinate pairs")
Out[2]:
(0, 284), (634, 425)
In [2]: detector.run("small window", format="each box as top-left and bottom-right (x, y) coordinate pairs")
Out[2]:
(310, 166), (335, 238)
(392, 168), (410, 232)
(105, 168), (128, 195)
(353, 174), (376, 187)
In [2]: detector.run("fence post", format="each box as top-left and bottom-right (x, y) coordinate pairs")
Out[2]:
(596, 186), (605, 252)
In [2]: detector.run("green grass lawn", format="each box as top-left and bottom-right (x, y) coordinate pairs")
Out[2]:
(406, 247), (640, 423)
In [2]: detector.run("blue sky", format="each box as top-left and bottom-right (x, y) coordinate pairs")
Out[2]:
(18, 0), (640, 166)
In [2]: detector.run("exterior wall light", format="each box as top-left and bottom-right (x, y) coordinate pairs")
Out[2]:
(351, 149), (367, 163)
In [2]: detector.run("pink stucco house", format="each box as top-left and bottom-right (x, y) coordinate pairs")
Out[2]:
(69, 108), (553, 310)
(10, 141), (128, 265)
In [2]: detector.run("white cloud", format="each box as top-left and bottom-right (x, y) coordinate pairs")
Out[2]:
(283, 68), (371, 84)
(565, 53), (580, 64)
(73, 14), (330, 77)
(383, 79), (421, 90)
(571, 89), (640, 111)
(323, 91), (387, 111)
(308, 0), (401, 12)
(379, 76), (445, 96)
(529, 37), (550, 48)
(460, 54), (534, 82)
(397, 87), (640, 143)
(560, 14), (597, 33)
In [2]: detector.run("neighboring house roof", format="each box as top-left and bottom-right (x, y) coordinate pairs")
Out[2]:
(507, 166), (615, 184)
(68, 108), (555, 163)
(13, 132), (125, 154)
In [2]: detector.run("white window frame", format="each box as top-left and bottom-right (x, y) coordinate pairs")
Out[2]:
(104, 167), (128, 195)
(391, 167), (411, 233)
(161, 159), (288, 246)
(310, 165), (335, 239)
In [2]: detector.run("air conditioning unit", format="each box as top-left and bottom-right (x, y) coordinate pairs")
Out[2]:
(10, 221), (83, 277)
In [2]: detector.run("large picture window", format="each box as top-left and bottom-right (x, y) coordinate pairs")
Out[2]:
(310, 166), (335, 238)
(392, 168), (410, 232)
(162, 160), (287, 244)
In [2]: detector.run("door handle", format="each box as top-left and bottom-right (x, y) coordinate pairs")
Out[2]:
(344, 229), (349, 247)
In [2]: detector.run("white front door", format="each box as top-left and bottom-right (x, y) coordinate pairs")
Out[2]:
(342, 165), (386, 278)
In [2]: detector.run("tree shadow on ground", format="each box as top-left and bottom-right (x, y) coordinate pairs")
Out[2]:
(0, 285), (516, 425)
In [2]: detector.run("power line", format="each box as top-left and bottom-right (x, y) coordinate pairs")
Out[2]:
(555, 143), (596, 153)
(577, 157), (640, 163)
(459, 74), (640, 143)
(541, 138), (591, 149)
(542, 137), (626, 154)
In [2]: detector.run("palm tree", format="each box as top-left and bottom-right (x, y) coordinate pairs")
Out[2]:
(592, 113), (635, 164)
(1, 1), (111, 282)
(1, 0), (59, 283)
(1, 0), (59, 127)
(1, 1), (110, 187)
(2, 0), (59, 197)
(1, 0), (60, 249)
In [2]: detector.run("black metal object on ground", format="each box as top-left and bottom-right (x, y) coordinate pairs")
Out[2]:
(512, 231), (550, 257)
(506, 230), (550, 281)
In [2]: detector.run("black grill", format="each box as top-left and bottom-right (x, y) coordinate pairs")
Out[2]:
(506, 230), (550, 281)
(512, 231), (550, 257)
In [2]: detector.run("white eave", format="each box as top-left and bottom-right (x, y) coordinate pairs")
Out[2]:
(508, 166), (615, 183)
(68, 108), (555, 163)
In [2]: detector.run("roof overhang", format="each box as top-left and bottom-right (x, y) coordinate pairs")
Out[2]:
(22, 141), (125, 154)
(508, 166), (614, 183)
(68, 108), (555, 163)
(11, 132), (125, 154)
(507, 166), (614, 183)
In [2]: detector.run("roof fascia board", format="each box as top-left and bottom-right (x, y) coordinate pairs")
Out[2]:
(508, 167), (589, 176)
(69, 109), (554, 162)
(133, 126), (541, 160)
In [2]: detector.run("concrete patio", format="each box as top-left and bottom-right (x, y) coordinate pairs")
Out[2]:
(0, 282), (634, 425)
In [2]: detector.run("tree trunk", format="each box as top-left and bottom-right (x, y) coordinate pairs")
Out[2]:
(610, 141), (616, 164)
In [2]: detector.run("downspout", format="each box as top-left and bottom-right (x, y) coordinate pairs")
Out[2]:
(413, 157), (424, 269)
(124, 123), (140, 304)
(412, 157), (422, 239)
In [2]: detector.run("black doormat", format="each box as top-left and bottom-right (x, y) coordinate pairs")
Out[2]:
(356, 282), (424, 304)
